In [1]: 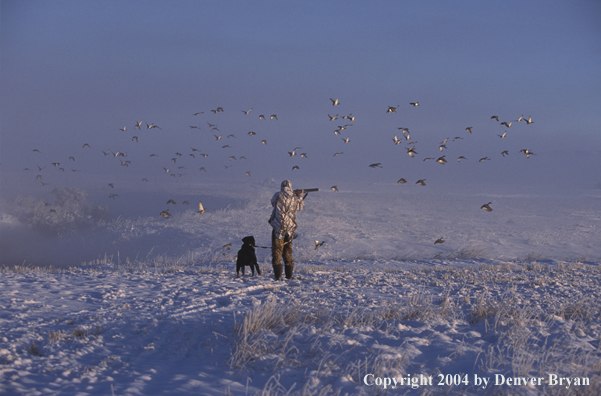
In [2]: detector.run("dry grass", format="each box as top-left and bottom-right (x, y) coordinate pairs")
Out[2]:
(226, 263), (601, 395)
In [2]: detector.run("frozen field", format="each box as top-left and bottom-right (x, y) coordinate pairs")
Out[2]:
(1, 181), (600, 395)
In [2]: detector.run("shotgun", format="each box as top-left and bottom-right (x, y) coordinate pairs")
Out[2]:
(294, 188), (318, 200)
(293, 188), (319, 194)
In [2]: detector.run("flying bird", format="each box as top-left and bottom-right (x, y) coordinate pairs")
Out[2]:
(330, 98), (340, 106)
(160, 210), (171, 219)
(501, 150), (509, 157)
(146, 123), (162, 130)
(328, 114), (338, 121)
(314, 240), (326, 251)
(222, 242), (232, 250)
(406, 147), (418, 158)
(397, 178), (407, 184)
(198, 201), (205, 214)
(500, 121), (512, 128)
(479, 157), (490, 162)
(387, 105), (399, 113)
(242, 108), (253, 115)
(434, 238), (445, 245)
(135, 121), (143, 129)
(519, 149), (535, 158)
(480, 202), (493, 212)
(331, 185), (339, 192)
(368, 163), (382, 168)
(409, 102), (420, 107)
(270, 114), (278, 120)
(167, 199), (177, 204)
(465, 127), (473, 134)
(491, 115), (499, 122)
(416, 179), (427, 186)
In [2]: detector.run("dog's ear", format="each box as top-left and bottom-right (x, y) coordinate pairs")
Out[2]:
(242, 235), (255, 246)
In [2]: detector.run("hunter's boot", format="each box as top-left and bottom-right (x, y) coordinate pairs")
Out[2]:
(273, 264), (283, 281)
(284, 265), (294, 280)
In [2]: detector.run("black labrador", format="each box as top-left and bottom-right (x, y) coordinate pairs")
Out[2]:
(236, 236), (261, 277)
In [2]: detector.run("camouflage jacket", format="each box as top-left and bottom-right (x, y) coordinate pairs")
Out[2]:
(269, 184), (305, 240)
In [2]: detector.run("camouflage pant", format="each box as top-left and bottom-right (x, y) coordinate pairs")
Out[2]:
(271, 230), (294, 267)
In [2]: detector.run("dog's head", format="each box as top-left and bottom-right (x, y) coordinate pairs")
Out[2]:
(242, 235), (255, 247)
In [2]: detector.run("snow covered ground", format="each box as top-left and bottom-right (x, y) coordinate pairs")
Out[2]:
(1, 181), (600, 395)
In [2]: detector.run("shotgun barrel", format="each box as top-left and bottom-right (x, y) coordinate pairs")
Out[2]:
(294, 188), (319, 194)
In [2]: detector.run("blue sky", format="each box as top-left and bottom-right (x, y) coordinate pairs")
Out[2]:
(1, 0), (600, 198)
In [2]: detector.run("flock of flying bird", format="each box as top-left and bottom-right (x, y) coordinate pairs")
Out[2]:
(24, 97), (536, 247)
